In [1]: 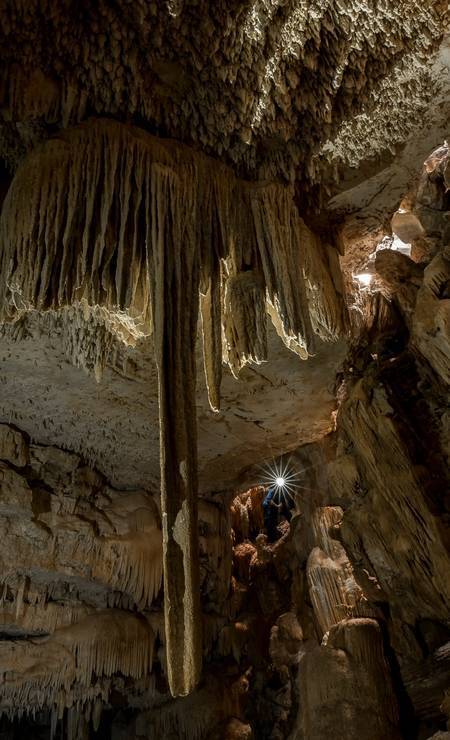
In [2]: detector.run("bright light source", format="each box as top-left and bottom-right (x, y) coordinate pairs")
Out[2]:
(391, 235), (412, 255)
(259, 457), (305, 506)
(355, 273), (373, 287)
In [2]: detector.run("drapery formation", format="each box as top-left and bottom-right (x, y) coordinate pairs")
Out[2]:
(0, 118), (346, 696)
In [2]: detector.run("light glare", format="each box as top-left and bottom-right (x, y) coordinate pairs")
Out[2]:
(355, 273), (373, 286)
(258, 457), (302, 508)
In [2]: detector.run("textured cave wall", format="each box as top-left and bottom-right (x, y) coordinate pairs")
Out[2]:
(327, 150), (450, 738)
(0, 0), (446, 205)
(0, 426), (163, 732)
(0, 425), (240, 738)
(204, 144), (450, 740)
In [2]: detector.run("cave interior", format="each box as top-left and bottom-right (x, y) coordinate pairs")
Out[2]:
(0, 1), (449, 739)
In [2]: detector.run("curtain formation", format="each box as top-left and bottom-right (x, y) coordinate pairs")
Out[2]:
(0, 118), (346, 696)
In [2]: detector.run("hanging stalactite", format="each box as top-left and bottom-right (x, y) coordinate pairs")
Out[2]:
(0, 610), (154, 723)
(147, 162), (202, 695)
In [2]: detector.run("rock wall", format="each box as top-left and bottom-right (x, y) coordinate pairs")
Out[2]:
(327, 147), (450, 738)
(0, 426), (235, 737)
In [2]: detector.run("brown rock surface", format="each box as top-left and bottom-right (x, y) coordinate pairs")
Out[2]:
(294, 619), (400, 740)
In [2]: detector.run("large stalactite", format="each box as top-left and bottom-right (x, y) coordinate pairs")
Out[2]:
(0, 117), (346, 698)
(147, 164), (202, 695)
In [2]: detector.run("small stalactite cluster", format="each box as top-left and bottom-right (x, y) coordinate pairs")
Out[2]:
(0, 611), (155, 731)
(0, 118), (345, 375)
(91, 533), (163, 611)
(0, 117), (346, 697)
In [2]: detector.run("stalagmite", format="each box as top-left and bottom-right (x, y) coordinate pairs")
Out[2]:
(306, 506), (373, 635)
(231, 487), (265, 541)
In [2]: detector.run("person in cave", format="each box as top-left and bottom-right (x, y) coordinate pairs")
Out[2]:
(263, 486), (292, 542)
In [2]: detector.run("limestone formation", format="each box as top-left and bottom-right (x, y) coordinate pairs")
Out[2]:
(295, 619), (401, 740)
(0, 115), (345, 697)
(0, 1), (445, 195)
(0, 2), (449, 738)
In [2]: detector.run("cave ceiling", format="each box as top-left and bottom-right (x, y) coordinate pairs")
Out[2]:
(0, 0), (447, 193)
(0, 1), (447, 495)
(0, 311), (346, 492)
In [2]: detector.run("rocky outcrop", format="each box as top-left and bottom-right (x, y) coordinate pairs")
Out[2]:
(294, 619), (400, 740)
(0, 1), (445, 196)
(327, 147), (450, 738)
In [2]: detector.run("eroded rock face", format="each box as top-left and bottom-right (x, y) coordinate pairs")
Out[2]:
(295, 619), (400, 740)
(0, 430), (161, 727)
(326, 151), (450, 738)
(0, 427), (241, 735)
(328, 359), (450, 735)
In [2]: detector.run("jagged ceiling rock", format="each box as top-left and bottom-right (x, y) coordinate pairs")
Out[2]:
(0, 117), (346, 378)
(328, 34), (450, 275)
(321, 33), (450, 197)
(0, 1), (446, 197)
